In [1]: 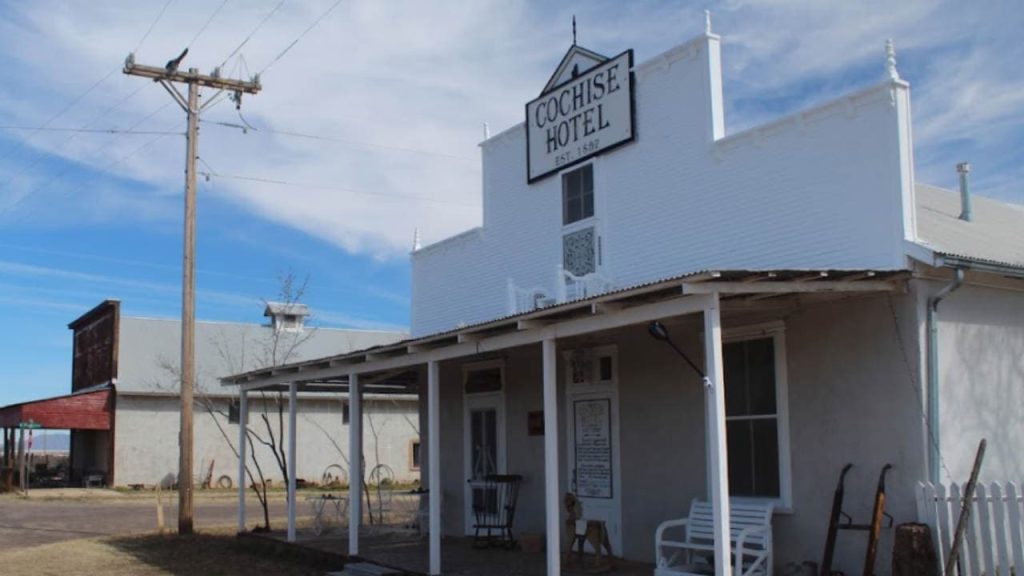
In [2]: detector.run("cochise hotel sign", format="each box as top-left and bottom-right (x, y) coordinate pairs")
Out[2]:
(526, 49), (635, 183)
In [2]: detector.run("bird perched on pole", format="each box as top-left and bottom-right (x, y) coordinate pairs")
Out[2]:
(165, 48), (189, 72)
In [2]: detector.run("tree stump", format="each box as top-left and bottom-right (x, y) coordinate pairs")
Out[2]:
(893, 523), (938, 576)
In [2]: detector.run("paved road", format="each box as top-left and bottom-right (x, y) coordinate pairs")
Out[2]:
(0, 493), (291, 550)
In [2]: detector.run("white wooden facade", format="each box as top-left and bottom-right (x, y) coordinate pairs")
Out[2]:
(411, 32), (915, 338)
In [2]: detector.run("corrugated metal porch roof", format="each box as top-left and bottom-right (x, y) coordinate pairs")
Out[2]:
(222, 268), (908, 391)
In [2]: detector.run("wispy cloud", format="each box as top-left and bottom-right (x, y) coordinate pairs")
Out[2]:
(0, 0), (1020, 261)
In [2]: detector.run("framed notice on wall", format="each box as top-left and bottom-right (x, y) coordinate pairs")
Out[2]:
(573, 398), (613, 499)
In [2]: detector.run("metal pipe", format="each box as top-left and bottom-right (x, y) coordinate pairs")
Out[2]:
(926, 268), (964, 482)
(957, 162), (971, 222)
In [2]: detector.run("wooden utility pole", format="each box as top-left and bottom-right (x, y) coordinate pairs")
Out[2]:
(123, 52), (261, 534)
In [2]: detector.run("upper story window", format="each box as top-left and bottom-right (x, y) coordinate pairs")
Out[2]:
(562, 164), (594, 225)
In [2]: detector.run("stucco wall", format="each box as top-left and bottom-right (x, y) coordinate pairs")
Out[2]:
(411, 32), (911, 336)
(113, 394), (419, 488)
(934, 280), (1024, 482)
(430, 293), (927, 573)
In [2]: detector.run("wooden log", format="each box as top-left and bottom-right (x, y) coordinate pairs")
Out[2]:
(893, 523), (938, 576)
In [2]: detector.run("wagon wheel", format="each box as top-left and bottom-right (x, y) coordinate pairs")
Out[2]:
(321, 464), (348, 488)
(367, 464), (396, 525)
(368, 463), (394, 488)
(216, 475), (232, 489)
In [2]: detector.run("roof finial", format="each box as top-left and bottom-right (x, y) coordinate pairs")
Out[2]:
(705, 10), (712, 35)
(413, 228), (422, 251)
(885, 38), (900, 81)
(572, 15), (577, 46)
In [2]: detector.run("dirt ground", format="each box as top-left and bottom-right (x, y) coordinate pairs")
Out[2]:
(0, 531), (342, 576)
(0, 488), (291, 550)
(0, 489), (346, 575)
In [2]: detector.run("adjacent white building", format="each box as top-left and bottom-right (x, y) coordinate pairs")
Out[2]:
(1, 300), (418, 489)
(225, 25), (1024, 576)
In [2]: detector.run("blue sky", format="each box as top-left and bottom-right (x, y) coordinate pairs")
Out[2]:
(0, 0), (1021, 406)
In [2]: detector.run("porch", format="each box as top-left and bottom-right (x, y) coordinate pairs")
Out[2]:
(250, 528), (655, 576)
(223, 269), (910, 576)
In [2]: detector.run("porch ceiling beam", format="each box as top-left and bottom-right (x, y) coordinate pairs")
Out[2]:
(838, 270), (877, 282)
(457, 333), (481, 343)
(237, 293), (716, 391)
(739, 272), (777, 283)
(591, 301), (622, 315)
(517, 319), (549, 330)
(681, 280), (901, 295)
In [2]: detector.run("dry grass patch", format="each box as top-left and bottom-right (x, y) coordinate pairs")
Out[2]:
(0, 530), (342, 576)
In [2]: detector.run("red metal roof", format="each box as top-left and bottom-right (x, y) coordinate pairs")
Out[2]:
(0, 389), (112, 430)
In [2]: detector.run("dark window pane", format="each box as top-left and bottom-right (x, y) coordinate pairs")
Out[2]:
(484, 410), (497, 476)
(746, 339), (776, 415)
(727, 420), (754, 496)
(724, 341), (749, 416)
(465, 368), (502, 393)
(562, 165), (594, 225)
(567, 196), (582, 224)
(342, 401), (350, 425)
(599, 355), (613, 381)
(752, 420), (780, 497)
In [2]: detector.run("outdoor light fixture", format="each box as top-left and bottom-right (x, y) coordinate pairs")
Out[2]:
(648, 320), (708, 382)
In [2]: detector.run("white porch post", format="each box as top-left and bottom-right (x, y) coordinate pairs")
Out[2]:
(542, 337), (561, 576)
(349, 373), (362, 556)
(287, 382), (298, 542)
(237, 390), (248, 533)
(427, 360), (441, 575)
(703, 293), (732, 576)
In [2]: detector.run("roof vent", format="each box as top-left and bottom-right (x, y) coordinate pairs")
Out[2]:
(957, 162), (971, 222)
(264, 302), (310, 332)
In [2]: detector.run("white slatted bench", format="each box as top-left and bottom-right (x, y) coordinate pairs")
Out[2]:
(655, 500), (774, 576)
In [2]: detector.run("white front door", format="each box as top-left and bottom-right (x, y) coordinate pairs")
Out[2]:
(564, 346), (622, 555)
(463, 361), (507, 535)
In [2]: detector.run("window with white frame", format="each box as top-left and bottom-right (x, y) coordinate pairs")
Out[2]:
(723, 325), (791, 508)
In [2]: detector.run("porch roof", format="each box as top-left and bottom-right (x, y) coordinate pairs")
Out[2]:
(221, 268), (908, 392)
(0, 387), (113, 430)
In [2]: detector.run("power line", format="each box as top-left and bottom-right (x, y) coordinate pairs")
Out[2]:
(187, 0), (230, 49)
(0, 84), (157, 191)
(0, 126), (183, 136)
(260, 0), (345, 74)
(0, 69), (116, 165)
(0, 0), (175, 165)
(134, 0), (175, 53)
(203, 116), (478, 164)
(200, 170), (481, 207)
(0, 107), (177, 219)
(219, 0), (286, 69)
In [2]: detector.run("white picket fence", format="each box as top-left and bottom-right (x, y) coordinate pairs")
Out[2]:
(917, 481), (1024, 576)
